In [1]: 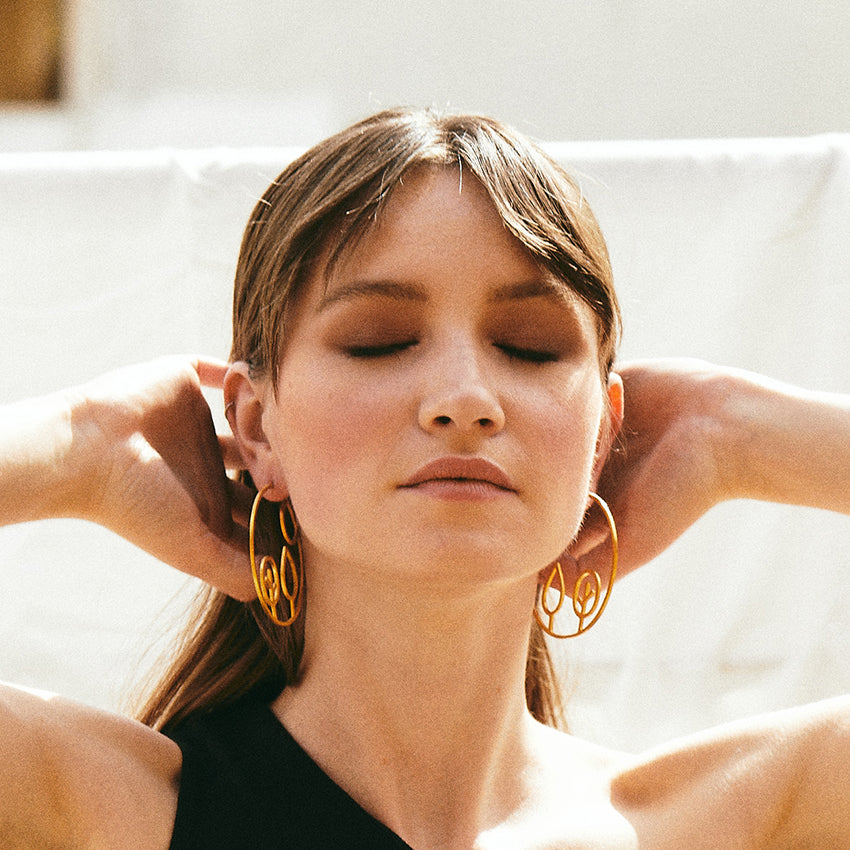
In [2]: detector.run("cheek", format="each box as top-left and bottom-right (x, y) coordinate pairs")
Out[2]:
(526, 368), (603, 458)
(521, 378), (605, 540)
(278, 370), (367, 465)
(271, 364), (403, 522)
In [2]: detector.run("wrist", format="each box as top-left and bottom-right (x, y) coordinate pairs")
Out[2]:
(706, 367), (829, 507)
(60, 386), (114, 522)
(668, 361), (745, 509)
(0, 390), (86, 523)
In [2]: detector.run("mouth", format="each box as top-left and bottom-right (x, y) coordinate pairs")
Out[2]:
(400, 457), (516, 493)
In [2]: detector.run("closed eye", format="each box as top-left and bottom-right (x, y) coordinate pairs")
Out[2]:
(494, 343), (559, 363)
(345, 341), (417, 358)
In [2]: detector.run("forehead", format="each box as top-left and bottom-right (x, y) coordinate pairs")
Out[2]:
(317, 167), (580, 308)
(273, 166), (606, 373)
(353, 168), (519, 253)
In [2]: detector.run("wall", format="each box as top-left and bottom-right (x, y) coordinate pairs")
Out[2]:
(2, 0), (850, 151)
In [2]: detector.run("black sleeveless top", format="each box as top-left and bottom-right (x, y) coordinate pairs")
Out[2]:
(165, 698), (413, 849)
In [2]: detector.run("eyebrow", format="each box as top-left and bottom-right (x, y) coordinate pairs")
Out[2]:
(318, 279), (428, 309)
(489, 278), (569, 303)
(319, 277), (570, 310)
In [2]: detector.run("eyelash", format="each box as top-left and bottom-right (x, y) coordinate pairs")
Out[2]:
(344, 341), (558, 363)
(344, 341), (416, 358)
(495, 344), (559, 364)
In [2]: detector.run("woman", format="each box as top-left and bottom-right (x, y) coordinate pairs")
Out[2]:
(1, 108), (848, 848)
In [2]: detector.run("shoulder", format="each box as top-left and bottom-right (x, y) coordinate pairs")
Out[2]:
(0, 680), (181, 849)
(610, 695), (850, 848)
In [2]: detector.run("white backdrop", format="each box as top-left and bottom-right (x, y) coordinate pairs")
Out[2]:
(4, 1), (850, 151)
(1, 135), (849, 752)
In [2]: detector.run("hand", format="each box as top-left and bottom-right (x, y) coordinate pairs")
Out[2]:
(570, 359), (728, 580)
(69, 357), (256, 599)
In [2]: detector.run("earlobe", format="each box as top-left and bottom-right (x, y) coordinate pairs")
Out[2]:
(224, 362), (288, 501)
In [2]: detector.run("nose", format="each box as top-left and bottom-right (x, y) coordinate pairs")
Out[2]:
(418, 337), (506, 436)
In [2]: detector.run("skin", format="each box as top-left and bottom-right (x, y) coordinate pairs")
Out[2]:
(230, 168), (620, 597)
(227, 168), (623, 846)
(0, 166), (849, 848)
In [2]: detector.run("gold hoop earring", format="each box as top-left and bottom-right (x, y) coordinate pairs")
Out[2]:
(249, 484), (303, 627)
(534, 492), (618, 639)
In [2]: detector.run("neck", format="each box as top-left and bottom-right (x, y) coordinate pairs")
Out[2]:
(272, 564), (547, 847)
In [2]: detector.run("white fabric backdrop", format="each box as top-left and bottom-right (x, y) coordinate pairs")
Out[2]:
(1, 136), (848, 752)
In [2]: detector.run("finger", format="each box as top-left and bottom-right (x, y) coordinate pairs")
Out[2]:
(218, 434), (245, 470)
(141, 386), (233, 540)
(189, 396), (234, 535)
(194, 356), (229, 390)
(574, 537), (618, 584)
(218, 434), (248, 472)
(569, 514), (609, 560)
(570, 497), (621, 579)
(191, 530), (255, 601)
(227, 477), (256, 528)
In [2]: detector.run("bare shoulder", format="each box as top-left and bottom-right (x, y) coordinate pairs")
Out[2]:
(610, 695), (850, 849)
(0, 680), (181, 850)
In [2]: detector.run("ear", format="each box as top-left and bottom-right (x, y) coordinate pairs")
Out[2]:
(591, 372), (624, 489)
(223, 362), (288, 501)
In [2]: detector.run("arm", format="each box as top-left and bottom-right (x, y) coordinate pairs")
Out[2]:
(574, 359), (850, 577)
(0, 357), (255, 845)
(0, 356), (254, 598)
(0, 681), (181, 848)
(717, 367), (850, 514)
(578, 360), (850, 842)
(0, 385), (82, 523)
(611, 693), (850, 848)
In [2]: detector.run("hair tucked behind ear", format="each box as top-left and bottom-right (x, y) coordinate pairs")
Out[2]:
(136, 107), (620, 733)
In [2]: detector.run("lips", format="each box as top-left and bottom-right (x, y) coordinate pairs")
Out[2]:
(400, 457), (516, 491)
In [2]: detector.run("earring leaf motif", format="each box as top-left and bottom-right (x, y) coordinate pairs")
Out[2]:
(249, 484), (303, 627)
(534, 492), (618, 639)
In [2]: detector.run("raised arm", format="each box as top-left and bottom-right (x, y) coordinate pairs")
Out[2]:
(716, 365), (850, 513)
(0, 356), (254, 598)
(591, 360), (850, 845)
(0, 358), (258, 845)
(574, 358), (850, 576)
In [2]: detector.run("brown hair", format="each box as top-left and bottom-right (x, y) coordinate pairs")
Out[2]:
(136, 107), (621, 733)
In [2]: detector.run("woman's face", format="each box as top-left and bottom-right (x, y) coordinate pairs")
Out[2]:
(258, 167), (617, 590)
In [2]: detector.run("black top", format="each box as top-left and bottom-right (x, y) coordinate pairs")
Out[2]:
(165, 697), (413, 849)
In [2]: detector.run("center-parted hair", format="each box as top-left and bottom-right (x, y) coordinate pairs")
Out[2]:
(232, 108), (620, 381)
(139, 108), (621, 733)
